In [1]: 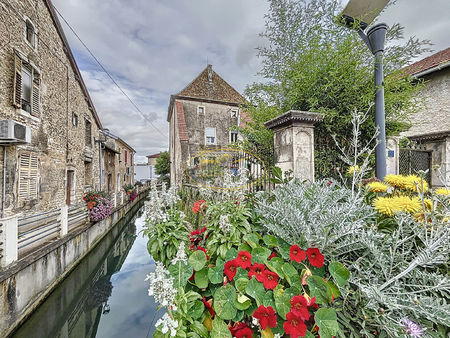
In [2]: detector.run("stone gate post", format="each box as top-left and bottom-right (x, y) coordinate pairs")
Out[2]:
(265, 110), (322, 182)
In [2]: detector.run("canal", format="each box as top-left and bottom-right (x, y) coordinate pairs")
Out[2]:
(11, 201), (163, 338)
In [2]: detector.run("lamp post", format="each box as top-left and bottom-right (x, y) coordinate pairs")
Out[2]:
(340, 0), (389, 179)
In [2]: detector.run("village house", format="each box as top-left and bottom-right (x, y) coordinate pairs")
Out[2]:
(0, 0), (104, 217)
(398, 47), (450, 187)
(135, 153), (160, 182)
(116, 138), (135, 189)
(167, 65), (248, 186)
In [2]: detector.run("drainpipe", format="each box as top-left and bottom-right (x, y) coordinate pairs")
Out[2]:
(2, 145), (6, 218)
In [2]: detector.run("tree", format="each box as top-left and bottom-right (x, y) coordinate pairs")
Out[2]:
(241, 0), (431, 179)
(155, 151), (170, 184)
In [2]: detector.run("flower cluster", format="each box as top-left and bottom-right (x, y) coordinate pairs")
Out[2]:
(290, 245), (325, 268)
(188, 227), (209, 260)
(435, 188), (449, 195)
(170, 241), (187, 265)
(219, 214), (232, 233)
(401, 318), (423, 337)
(373, 195), (422, 216)
(192, 200), (207, 213)
(89, 197), (113, 221)
(384, 174), (429, 192)
(155, 313), (178, 337)
(366, 181), (389, 193)
(145, 262), (177, 308)
(83, 191), (109, 210)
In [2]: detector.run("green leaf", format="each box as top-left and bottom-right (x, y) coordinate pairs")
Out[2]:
(195, 268), (209, 288)
(273, 284), (291, 319)
(208, 265), (224, 284)
(189, 250), (207, 271)
(327, 281), (340, 299)
(278, 238), (292, 260)
(235, 267), (248, 281)
(243, 233), (259, 248)
(168, 262), (193, 288)
(211, 318), (232, 338)
(266, 257), (284, 276)
(190, 300), (205, 320)
(234, 294), (252, 310)
(238, 242), (252, 253)
(189, 321), (209, 338)
(252, 247), (272, 264)
(224, 247), (238, 261)
(235, 277), (249, 293)
(306, 275), (333, 305)
(262, 290), (275, 308)
(245, 276), (265, 305)
(263, 235), (279, 247)
(282, 262), (301, 286)
(328, 261), (350, 287)
(213, 285), (237, 320)
(314, 308), (340, 338)
(305, 332), (316, 338)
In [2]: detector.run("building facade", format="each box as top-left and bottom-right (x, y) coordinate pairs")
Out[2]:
(167, 65), (248, 186)
(0, 0), (103, 217)
(116, 138), (135, 189)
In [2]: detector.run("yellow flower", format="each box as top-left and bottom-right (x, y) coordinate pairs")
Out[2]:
(423, 198), (433, 210)
(347, 165), (360, 175)
(435, 188), (450, 195)
(366, 182), (389, 193)
(404, 175), (429, 193)
(373, 196), (422, 216)
(384, 174), (409, 189)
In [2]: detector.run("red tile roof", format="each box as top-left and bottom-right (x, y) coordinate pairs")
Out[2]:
(403, 47), (450, 77)
(146, 153), (161, 158)
(175, 101), (189, 142)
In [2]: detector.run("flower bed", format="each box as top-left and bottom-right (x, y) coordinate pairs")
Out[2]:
(83, 191), (113, 222)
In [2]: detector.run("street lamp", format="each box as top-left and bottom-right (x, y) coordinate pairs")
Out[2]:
(340, 0), (389, 180)
(95, 128), (110, 190)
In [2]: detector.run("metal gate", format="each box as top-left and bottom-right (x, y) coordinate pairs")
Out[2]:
(399, 148), (432, 183)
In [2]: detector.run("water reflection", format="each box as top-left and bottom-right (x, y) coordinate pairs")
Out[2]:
(12, 202), (163, 338)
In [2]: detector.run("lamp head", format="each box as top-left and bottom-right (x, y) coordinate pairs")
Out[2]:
(339, 0), (389, 30)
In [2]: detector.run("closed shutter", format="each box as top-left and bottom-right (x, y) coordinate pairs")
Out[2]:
(31, 70), (40, 117)
(18, 151), (39, 200)
(13, 54), (22, 108)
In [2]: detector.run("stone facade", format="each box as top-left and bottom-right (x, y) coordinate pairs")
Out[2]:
(168, 65), (247, 186)
(0, 0), (103, 217)
(116, 138), (135, 190)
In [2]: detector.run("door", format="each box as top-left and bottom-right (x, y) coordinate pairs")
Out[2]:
(66, 170), (74, 205)
(107, 174), (112, 192)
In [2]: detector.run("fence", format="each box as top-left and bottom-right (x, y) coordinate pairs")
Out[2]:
(399, 148), (432, 184)
(0, 183), (151, 267)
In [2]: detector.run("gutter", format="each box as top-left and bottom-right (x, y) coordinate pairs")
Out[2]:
(412, 60), (450, 79)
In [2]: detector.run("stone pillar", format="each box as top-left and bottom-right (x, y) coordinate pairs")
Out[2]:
(0, 216), (18, 266)
(386, 137), (400, 175)
(59, 205), (68, 237)
(265, 110), (322, 182)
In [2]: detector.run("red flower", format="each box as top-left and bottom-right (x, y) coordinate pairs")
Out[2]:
(283, 312), (307, 338)
(253, 305), (277, 330)
(290, 245), (306, 263)
(262, 270), (279, 290)
(193, 200), (207, 213)
(306, 248), (324, 268)
(200, 226), (207, 233)
(224, 259), (239, 281)
(196, 246), (210, 260)
(189, 271), (195, 281)
(230, 322), (250, 337)
(236, 250), (252, 269)
(268, 251), (277, 260)
(290, 295), (310, 320)
(202, 296), (215, 319)
(248, 263), (266, 282)
(234, 327), (253, 338)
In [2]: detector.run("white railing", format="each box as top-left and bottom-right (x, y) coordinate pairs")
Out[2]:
(0, 182), (151, 267)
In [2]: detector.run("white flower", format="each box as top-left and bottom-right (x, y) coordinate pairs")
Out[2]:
(171, 242), (187, 265)
(252, 316), (259, 326)
(274, 334), (282, 338)
(145, 262), (177, 307)
(155, 313), (178, 337)
(219, 214), (231, 233)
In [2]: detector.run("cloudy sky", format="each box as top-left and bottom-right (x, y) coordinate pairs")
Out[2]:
(51, 0), (449, 163)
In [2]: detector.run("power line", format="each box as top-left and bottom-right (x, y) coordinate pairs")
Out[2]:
(52, 4), (167, 140)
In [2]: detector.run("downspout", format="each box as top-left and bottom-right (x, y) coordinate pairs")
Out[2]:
(2, 145), (6, 218)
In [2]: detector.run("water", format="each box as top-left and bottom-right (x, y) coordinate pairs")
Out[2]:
(12, 202), (163, 338)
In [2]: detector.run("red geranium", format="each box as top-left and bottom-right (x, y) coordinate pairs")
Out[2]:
(262, 270), (279, 290)
(306, 248), (324, 268)
(283, 312), (307, 338)
(290, 245), (306, 263)
(192, 200), (207, 213)
(236, 250), (252, 269)
(290, 295), (310, 320)
(224, 259), (239, 281)
(202, 296), (215, 319)
(248, 263), (266, 282)
(253, 305), (277, 330)
(268, 251), (277, 260)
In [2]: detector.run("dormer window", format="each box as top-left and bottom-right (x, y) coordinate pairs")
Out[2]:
(24, 19), (36, 48)
(198, 106), (205, 114)
(231, 110), (237, 118)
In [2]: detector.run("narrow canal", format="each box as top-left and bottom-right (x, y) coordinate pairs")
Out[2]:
(11, 201), (163, 338)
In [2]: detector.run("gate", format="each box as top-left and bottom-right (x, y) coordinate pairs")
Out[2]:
(399, 148), (432, 183)
(243, 144), (274, 194)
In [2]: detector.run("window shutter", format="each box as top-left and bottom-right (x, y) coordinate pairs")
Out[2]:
(13, 54), (22, 108)
(18, 152), (39, 200)
(31, 70), (40, 117)
(29, 153), (39, 198)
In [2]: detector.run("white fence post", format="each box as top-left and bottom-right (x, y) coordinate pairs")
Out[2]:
(120, 191), (124, 205)
(0, 216), (18, 267)
(113, 192), (117, 208)
(59, 205), (68, 237)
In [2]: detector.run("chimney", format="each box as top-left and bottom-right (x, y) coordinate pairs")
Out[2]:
(207, 64), (213, 83)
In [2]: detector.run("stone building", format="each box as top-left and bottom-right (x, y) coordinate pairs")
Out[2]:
(0, 0), (103, 217)
(167, 65), (248, 186)
(396, 48), (450, 187)
(116, 138), (135, 189)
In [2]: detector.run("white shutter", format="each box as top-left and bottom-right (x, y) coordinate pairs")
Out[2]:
(31, 70), (40, 117)
(13, 54), (22, 108)
(18, 152), (39, 200)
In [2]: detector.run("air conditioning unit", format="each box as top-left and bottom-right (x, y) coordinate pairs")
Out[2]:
(0, 120), (31, 144)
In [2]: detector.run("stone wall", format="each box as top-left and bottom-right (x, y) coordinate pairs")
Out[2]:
(0, 0), (101, 216)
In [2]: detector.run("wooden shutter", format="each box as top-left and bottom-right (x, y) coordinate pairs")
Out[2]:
(31, 70), (40, 117)
(18, 152), (39, 200)
(13, 54), (22, 108)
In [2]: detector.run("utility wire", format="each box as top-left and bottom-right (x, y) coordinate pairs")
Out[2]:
(52, 4), (167, 140)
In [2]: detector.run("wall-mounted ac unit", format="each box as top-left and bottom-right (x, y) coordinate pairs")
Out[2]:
(0, 120), (31, 144)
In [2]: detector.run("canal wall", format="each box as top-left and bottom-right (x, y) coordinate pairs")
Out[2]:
(0, 189), (149, 337)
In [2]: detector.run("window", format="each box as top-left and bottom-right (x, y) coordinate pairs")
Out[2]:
(84, 161), (92, 186)
(72, 113), (78, 127)
(18, 151), (39, 201)
(125, 150), (128, 163)
(13, 54), (40, 117)
(24, 19), (36, 48)
(198, 106), (204, 114)
(230, 131), (238, 143)
(205, 127), (216, 145)
(85, 119), (92, 146)
(231, 110), (237, 118)
(130, 153), (133, 165)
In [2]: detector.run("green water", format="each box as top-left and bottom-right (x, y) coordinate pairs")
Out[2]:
(12, 203), (163, 338)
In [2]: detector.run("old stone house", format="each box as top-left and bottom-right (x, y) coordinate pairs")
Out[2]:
(167, 65), (249, 186)
(116, 138), (135, 189)
(396, 48), (450, 187)
(0, 0), (104, 217)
